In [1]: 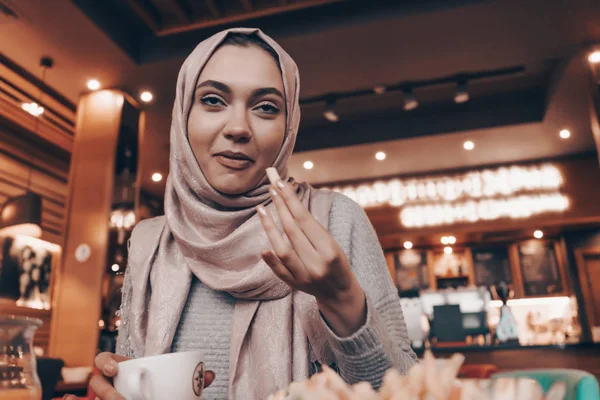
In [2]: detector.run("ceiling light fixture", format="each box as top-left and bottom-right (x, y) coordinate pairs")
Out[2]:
(375, 151), (386, 161)
(373, 85), (386, 95)
(463, 140), (475, 151)
(444, 246), (453, 255)
(140, 91), (153, 103)
(323, 99), (339, 122)
(21, 102), (44, 117)
(87, 79), (101, 91)
(559, 129), (571, 139)
(303, 161), (314, 170)
(403, 241), (413, 250)
(403, 88), (418, 111)
(152, 173), (163, 182)
(534, 230), (544, 239)
(22, 57), (53, 118)
(454, 80), (470, 103)
(588, 50), (600, 64)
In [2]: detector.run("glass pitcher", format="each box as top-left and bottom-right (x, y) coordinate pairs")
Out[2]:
(0, 315), (42, 400)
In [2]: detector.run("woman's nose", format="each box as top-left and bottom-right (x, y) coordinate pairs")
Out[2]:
(223, 106), (252, 143)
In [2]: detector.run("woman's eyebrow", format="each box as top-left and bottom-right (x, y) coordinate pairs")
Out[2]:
(252, 87), (284, 100)
(196, 80), (231, 93)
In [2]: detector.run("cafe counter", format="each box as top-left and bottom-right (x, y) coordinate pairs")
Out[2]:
(413, 343), (600, 380)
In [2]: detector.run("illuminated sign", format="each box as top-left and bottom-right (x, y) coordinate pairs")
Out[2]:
(327, 164), (569, 228)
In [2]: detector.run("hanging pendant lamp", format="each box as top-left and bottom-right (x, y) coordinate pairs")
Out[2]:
(0, 192), (43, 238)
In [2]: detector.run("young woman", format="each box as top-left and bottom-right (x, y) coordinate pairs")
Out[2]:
(68, 28), (416, 400)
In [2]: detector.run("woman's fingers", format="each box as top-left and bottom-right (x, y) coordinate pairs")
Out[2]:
(267, 187), (320, 268)
(66, 371), (215, 400)
(262, 250), (294, 285)
(95, 352), (128, 378)
(89, 374), (125, 400)
(273, 181), (335, 254)
(257, 205), (306, 281)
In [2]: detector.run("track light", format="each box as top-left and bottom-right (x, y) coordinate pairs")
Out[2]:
(373, 85), (386, 95)
(403, 89), (418, 111)
(454, 80), (470, 103)
(323, 99), (339, 122)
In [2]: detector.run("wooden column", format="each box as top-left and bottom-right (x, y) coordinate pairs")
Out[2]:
(590, 62), (600, 165)
(49, 90), (125, 367)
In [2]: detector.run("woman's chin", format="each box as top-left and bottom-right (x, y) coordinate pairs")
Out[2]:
(209, 175), (260, 196)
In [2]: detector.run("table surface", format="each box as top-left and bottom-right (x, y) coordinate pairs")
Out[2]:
(413, 341), (600, 354)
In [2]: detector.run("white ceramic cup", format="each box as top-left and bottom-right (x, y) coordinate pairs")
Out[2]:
(113, 351), (205, 400)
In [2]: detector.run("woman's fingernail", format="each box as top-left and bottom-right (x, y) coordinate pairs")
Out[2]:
(276, 180), (286, 189)
(270, 188), (278, 197)
(257, 206), (267, 217)
(103, 359), (117, 375)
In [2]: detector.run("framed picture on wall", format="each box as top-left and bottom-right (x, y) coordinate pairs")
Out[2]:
(0, 235), (60, 310)
(471, 246), (513, 287)
(395, 250), (429, 294)
(517, 240), (564, 296)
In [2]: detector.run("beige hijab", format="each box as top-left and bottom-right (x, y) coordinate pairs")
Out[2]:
(125, 28), (335, 399)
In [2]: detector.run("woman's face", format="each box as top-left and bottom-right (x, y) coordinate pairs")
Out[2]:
(188, 44), (286, 195)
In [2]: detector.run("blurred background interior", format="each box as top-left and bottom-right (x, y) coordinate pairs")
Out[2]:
(1, 0), (600, 398)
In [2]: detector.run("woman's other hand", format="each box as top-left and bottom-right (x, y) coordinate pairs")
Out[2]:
(62, 352), (215, 400)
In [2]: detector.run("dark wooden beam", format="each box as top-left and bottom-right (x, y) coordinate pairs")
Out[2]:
(204, 0), (220, 18)
(157, 0), (345, 36)
(171, 0), (193, 22)
(126, 0), (162, 32)
(240, 0), (253, 12)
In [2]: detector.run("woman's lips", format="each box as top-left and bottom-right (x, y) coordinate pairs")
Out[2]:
(214, 155), (254, 170)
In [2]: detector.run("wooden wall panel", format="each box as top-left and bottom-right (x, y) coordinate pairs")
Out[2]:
(0, 109), (71, 356)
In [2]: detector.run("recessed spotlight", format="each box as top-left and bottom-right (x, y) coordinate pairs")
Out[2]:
(87, 79), (101, 91)
(303, 161), (314, 170)
(588, 50), (600, 64)
(559, 129), (571, 139)
(98, 320), (105, 328)
(140, 91), (153, 103)
(111, 263), (120, 272)
(534, 230), (544, 239)
(441, 236), (449, 245)
(447, 235), (456, 244)
(152, 172), (163, 182)
(444, 246), (453, 255)
(404, 241), (413, 250)
(463, 140), (475, 151)
(375, 151), (386, 161)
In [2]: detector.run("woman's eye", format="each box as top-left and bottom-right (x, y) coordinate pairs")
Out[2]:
(200, 95), (225, 107)
(255, 102), (280, 114)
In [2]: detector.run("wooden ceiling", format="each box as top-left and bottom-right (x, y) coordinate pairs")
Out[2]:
(126, 0), (344, 36)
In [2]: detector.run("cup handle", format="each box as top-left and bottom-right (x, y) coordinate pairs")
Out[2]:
(128, 367), (152, 400)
